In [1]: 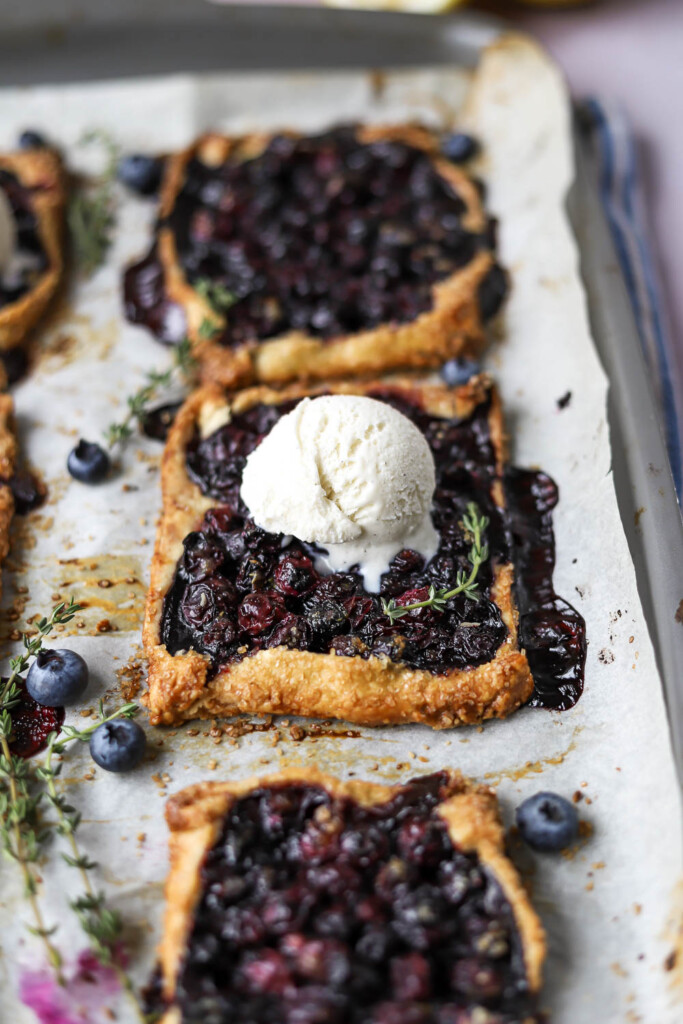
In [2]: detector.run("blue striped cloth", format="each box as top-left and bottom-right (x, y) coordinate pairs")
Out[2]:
(580, 98), (682, 501)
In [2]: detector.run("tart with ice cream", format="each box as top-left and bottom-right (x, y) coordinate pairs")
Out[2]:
(142, 374), (585, 726)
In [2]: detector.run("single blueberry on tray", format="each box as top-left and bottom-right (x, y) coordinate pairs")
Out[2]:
(117, 154), (163, 196)
(90, 718), (146, 772)
(18, 129), (47, 150)
(441, 132), (479, 163)
(67, 440), (110, 484)
(26, 649), (89, 707)
(516, 792), (579, 852)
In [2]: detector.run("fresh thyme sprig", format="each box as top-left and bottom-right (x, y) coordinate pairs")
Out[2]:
(0, 598), (146, 1013)
(382, 502), (489, 624)
(0, 597), (82, 982)
(194, 277), (236, 312)
(38, 700), (140, 957)
(36, 701), (146, 1020)
(199, 317), (220, 340)
(103, 337), (197, 450)
(68, 129), (119, 278)
(194, 275), (237, 344)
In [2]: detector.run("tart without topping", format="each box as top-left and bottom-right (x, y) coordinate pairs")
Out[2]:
(0, 168), (49, 308)
(146, 769), (546, 1024)
(124, 124), (505, 389)
(0, 146), (65, 375)
(143, 375), (585, 727)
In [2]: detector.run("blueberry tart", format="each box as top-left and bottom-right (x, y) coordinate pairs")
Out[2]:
(142, 373), (587, 728)
(0, 146), (65, 370)
(146, 768), (546, 1024)
(124, 124), (506, 389)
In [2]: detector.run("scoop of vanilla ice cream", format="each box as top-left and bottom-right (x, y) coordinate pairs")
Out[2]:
(0, 189), (17, 275)
(240, 394), (439, 591)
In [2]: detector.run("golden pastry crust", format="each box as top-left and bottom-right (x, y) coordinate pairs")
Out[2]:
(146, 124), (500, 389)
(155, 767), (546, 1020)
(0, 148), (65, 352)
(142, 374), (534, 727)
(0, 392), (17, 604)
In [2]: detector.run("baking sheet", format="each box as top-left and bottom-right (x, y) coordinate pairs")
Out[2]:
(0, 35), (680, 1024)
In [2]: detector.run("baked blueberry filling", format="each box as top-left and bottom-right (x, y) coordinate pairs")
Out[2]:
(160, 389), (586, 707)
(0, 169), (48, 309)
(124, 126), (505, 348)
(162, 390), (508, 677)
(147, 773), (542, 1024)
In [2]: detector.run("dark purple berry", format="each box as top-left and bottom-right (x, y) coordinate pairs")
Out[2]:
(441, 133), (480, 163)
(238, 591), (286, 636)
(391, 952), (431, 1001)
(19, 130), (46, 150)
(9, 470), (45, 515)
(440, 358), (481, 388)
(117, 154), (163, 196)
(274, 554), (317, 596)
(450, 957), (503, 1001)
(0, 347), (28, 386)
(477, 263), (508, 321)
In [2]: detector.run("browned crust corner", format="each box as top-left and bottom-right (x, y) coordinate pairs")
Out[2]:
(142, 374), (533, 728)
(156, 768), (545, 1015)
(0, 147), (65, 352)
(437, 788), (546, 993)
(148, 124), (498, 390)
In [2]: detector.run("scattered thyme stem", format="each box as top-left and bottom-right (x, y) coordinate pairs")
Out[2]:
(0, 597), (84, 980)
(104, 338), (196, 451)
(0, 733), (64, 982)
(42, 728), (147, 1023)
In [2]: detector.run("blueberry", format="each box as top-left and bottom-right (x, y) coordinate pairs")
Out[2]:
(89, 718), (146, 772)
(116, 154), (163, 196)
(516, 792), (579, 852)
(441, 132), (479, 163)
(19, 129), (47, 150)
(477, 263), (508, 322)
(440, 358), (481, 388)
(10, 469), (45, 515)
(26, 649), (89, 707)
(0, 347), (28, 385)
(67, 440), (110, 484)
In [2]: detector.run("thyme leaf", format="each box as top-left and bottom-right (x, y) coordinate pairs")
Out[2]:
(103, 337), (197, 451)
(0, 599), (147, 1016)
(67, 129), (119, 278)
(0, 597), (83, 981)
(381, 502), (489, 624)
(194, 277), (236, 312)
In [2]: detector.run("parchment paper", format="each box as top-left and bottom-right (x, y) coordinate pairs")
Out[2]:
(0, 34), (680, 1024)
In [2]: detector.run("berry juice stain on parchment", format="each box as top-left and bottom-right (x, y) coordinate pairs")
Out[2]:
(0, 553), (147, 642)
(30, 298), (118, 375)
(482, 727), (581, 785)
